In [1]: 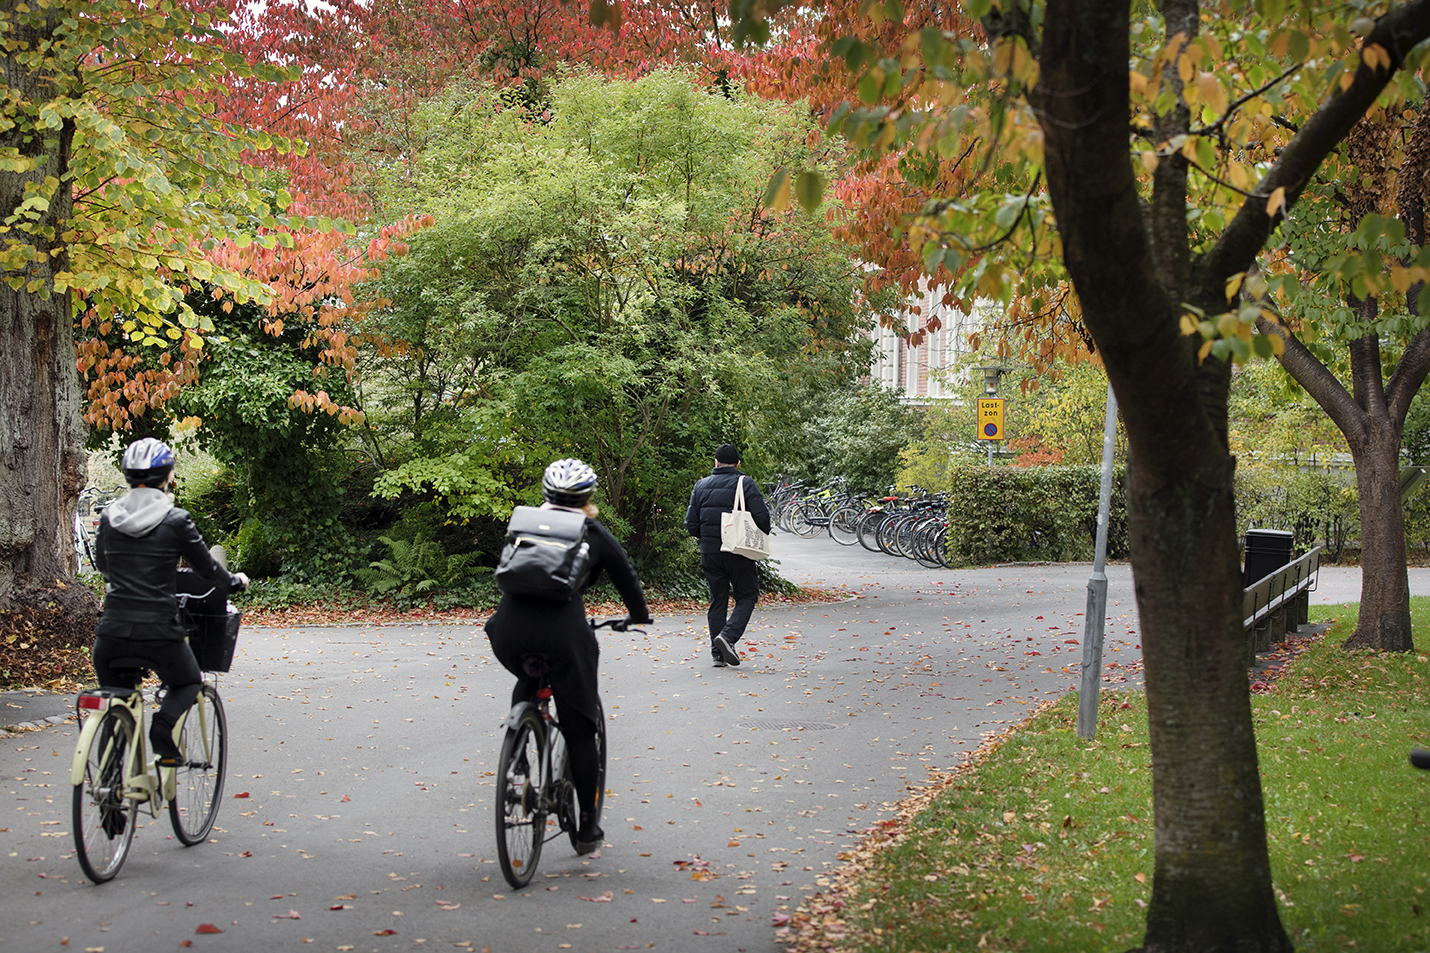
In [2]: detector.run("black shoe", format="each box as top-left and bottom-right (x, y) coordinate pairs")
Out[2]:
(1412, 749), (1430, 770)
(576, 824), (604, 855)
(713, 636), (740, 667)
(149, 714), (181, 767)
(712, 655), (727, 668)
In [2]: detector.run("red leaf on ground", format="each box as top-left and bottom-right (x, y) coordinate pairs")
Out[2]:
(233, 792), (250, 799)
(196, 924), (223, 934)
(373, 929), (397, 936)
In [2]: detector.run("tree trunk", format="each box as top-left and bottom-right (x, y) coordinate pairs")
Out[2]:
(0, 1), (93, 618)
(1345, 420), (1414, 650)
(1030, 1), (1290, 949)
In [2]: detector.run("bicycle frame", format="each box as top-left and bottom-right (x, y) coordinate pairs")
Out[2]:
(72, 687), (199, 807)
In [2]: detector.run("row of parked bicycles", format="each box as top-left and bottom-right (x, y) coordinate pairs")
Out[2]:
(765, 477), (955, 569)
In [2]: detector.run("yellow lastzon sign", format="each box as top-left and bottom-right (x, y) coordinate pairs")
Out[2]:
(977, 398), (1005, 441)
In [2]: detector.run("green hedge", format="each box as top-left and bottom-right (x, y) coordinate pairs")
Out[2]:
(1234, 466), (1358, 559)
(941, 465), (1128, 566)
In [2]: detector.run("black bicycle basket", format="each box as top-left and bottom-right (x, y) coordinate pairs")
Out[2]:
(185, 602), (241, 672)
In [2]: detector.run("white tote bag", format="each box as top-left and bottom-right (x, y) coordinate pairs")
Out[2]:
(720, 476), (772, 561)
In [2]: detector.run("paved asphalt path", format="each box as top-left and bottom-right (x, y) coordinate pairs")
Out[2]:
(2, 537), (1422, 953)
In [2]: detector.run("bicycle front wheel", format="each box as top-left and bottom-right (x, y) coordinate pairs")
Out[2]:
(829, 506), (862, 546)
(73, 707), (137, 884)
(169, 685), (228, 845)
(496, 708), (546, 888)
(564, 698), (608, 853)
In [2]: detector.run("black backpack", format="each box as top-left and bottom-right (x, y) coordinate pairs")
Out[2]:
(494, 506), (592, 601)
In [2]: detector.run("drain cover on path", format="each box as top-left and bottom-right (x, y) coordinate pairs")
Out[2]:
(735, 720), (843, 731)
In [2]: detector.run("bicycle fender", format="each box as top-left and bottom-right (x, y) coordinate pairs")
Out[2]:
(502, 701), (541, 732)
(70, 710), (109, 786)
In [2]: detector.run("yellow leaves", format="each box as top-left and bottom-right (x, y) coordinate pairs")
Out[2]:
(763, 169), (792, 212)
(1140, 151), (1160, 173)
(1177, 53), (1195, 85)
(1225, 272), (1245, 302)
(1266, 186), (1287, 218)
(1197, 73), (1227, 116)
(1362, 43), (1391, 73)
(1390, 266), (1412, 295)
(1180, 314), (1200, 336)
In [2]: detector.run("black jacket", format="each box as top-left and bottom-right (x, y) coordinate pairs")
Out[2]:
(685, 467), (771, 556)
(95, 488), (241, 629)
(485, 516), (650, 727)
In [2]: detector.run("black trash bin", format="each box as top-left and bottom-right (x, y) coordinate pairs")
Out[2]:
(1243, 528), (1294, 586)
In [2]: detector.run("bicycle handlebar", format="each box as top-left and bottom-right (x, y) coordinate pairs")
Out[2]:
(591, 617), (650, 634)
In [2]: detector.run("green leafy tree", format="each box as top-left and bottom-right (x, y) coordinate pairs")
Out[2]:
(171, 291), (362, 581)
(361, 71), (875, 575)
(1252, 99), (1430, 650)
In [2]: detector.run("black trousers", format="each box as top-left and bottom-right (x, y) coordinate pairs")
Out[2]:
(92, 623), (202, 723)
(700, 550), (759, 651)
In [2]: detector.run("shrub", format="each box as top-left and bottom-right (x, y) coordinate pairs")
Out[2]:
(940, 465), (1128, 566)
(1235, 466), (1357, 559)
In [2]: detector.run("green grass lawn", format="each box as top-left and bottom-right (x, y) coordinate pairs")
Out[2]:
(783, 602), (1430, 953)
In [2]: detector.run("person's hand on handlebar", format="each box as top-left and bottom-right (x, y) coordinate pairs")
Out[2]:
(613, 615), (653, 632)
(233, 572), (250, 592)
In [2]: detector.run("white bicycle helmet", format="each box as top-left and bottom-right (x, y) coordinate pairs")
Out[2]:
(121, 437), (176, 488)
(542, 458), (598, 508)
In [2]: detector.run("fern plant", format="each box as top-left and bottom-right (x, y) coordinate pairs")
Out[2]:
(354, 533), (488, 603)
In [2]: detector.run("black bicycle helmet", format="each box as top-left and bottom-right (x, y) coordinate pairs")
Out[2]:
(542, 458), (598, 508)
(120, 437), (176, 488)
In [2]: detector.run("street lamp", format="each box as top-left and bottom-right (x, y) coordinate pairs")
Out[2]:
(978, 364), (1011, 396)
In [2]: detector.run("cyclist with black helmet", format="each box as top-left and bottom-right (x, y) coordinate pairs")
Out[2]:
(485, 458), (651, 853)
(91, 438), (248, 767)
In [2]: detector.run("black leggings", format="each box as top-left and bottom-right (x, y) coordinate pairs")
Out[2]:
(510, 680), (601, 820)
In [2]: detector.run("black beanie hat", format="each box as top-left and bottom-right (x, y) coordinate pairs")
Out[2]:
(714, 443), (740, 465)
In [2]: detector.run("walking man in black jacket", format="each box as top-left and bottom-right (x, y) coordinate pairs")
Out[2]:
(685, 444), (771, 667)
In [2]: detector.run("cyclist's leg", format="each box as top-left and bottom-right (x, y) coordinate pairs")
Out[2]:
(561, 710), (603, 851)
(147, 641), (203, 765)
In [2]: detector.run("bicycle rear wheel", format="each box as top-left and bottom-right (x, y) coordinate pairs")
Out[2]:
(912, 519), (944, 569)
(829, 505), (862, 546)
(73, 708), (137, 884)
(789, 501), (823, 538)
(856, 512), (886, 552)
(563, 698), (608, 853)
(496, 708), (546, 888)
(169, 685), (228, 845)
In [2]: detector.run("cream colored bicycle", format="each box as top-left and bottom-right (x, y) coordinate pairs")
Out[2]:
(70, 582), (234, 883)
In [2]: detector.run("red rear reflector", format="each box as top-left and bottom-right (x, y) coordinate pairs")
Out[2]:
(537, 687), (554, 700)
(78, 695), (104, 710)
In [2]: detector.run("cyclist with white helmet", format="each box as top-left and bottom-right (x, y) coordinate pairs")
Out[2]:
(91, 438), (248, 767)
(484, 458), (651, 853)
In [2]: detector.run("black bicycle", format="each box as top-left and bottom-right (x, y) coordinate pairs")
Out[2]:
(494, 618), (636, 888)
